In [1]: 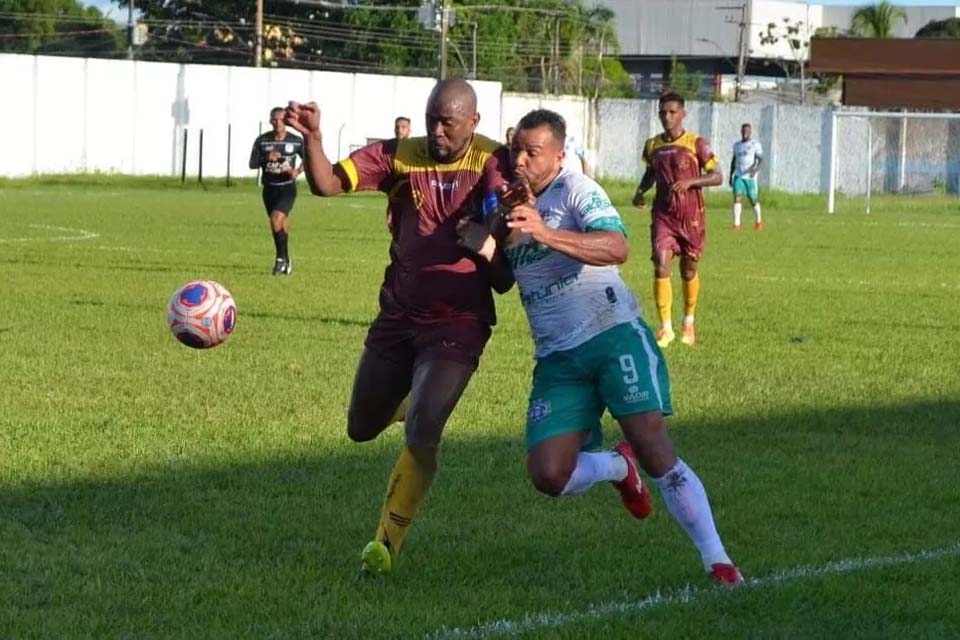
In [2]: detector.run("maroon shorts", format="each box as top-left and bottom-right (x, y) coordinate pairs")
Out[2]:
(364, 312), (492, 370)
(651, 213), (705, 261)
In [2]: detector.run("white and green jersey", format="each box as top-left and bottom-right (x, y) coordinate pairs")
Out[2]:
(732, 138), (763, 178)
(506, 169), (640, 358)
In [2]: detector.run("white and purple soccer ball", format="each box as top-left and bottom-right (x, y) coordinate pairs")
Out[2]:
(167, 280), (237, 349)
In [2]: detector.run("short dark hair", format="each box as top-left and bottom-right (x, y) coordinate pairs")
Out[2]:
(516, 109), (566, 146)
(269, 106), (284, 119)
(395, 116), (411, 125)
(659, 92), (685, 108)
(741, 122), (752, 128)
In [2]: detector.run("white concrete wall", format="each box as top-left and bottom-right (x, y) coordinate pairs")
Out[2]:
(0, 53), (503, 178)
(5, 52), (958, 194)
(500, 92), (593, 152)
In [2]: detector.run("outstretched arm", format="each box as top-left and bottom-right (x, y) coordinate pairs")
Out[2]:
(284, 101), (349, 196)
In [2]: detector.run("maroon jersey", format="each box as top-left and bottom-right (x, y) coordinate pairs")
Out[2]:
(338, 135), (509, 325)
(642, 131), (718, 221)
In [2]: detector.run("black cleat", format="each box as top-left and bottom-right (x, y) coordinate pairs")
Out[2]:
(281, 257), (292, 275)
(272, 257), (285, 276)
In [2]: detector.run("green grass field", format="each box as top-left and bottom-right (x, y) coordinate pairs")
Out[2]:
(2, 177), (959, 639)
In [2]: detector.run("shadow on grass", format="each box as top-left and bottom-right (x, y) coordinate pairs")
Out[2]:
(2, 399), (959, 638)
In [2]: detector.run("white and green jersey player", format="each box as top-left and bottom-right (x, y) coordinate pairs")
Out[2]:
(730, 123), (763, 230)
(506, 166), (672, 451)
(481, 109), (742, 586)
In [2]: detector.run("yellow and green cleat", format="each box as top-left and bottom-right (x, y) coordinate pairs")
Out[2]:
(360, 540), (392, 575)
(655, 327), (675, 349)
(680, 323), (696, 347)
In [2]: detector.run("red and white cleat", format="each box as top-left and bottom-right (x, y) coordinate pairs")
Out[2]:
(709, 563), (744, 587)
(611, 442), (653, 520)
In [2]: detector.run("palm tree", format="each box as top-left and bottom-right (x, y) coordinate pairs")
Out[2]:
(850, 1), (907, 38)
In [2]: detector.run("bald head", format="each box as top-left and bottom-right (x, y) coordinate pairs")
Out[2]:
(425, 79), (481, 162)
(427, 79), (477, 117)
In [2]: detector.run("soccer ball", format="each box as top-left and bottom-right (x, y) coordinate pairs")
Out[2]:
(167, 280), (237, 349)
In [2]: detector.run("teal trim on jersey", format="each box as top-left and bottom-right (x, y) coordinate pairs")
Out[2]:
(506, 242), (551, 269)
(733, 176), (759, 202)
(585, 216), (628, 236)
(524, 319), (673, 451)
(580, 191), (615, 217)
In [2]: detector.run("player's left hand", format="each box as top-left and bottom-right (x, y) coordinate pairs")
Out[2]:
(671, 179), (695, 195)
(507, 205), (549, 242)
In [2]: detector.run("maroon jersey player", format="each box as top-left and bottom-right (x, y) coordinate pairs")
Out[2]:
(285, 80), (513, 576)
(633, 92), (723, 349)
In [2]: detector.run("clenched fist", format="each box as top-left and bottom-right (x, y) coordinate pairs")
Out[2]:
(285, 101), (321, 136)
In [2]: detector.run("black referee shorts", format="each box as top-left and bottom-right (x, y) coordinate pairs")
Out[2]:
(262, 183), (297, 216)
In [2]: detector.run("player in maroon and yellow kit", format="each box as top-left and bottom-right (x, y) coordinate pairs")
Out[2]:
(284, 80), (514, 575)
(633, 93), (723, 348)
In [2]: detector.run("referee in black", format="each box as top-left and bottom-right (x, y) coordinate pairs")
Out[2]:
(250, 107), (303, 275)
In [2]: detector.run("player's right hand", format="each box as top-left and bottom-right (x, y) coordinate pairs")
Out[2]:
(285, 101), (320, 135)
(632, 192), (646, 208)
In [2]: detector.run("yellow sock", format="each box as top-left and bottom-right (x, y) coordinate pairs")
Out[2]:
(375, 445), (436, 560)
(654, 277), (673, 326)
(682, 275), (700, 321)
(389, 396), (409, 424)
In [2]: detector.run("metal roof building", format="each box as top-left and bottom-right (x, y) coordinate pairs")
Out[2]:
(598, 0), (960, 97)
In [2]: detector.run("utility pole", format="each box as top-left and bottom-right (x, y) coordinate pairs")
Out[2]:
(719, 4), (747, 101)
(471, 21), (477, 80)
(126, 0), (135, 60)
(553, 14), (560, 96)
(254, 0), (264, 67)
(438, 0), (450, 80)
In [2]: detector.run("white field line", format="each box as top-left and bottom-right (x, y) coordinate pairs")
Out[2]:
(778, 218), (960, 230)
(427, 542), (960, 640)
(744, 274), (960, 292)
(0, 224), (99, 244)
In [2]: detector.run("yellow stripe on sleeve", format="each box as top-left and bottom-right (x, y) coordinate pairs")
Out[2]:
(338, 158), (360, 193)
(703, 156), (718, 172)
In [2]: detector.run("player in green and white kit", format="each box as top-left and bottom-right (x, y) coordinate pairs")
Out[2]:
(730, 123), (763, 230)
(462, 109), (742, 585)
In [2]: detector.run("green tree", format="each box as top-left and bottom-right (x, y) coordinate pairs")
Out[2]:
(0, 0), (121, 55)
(915, 17), (960, 38)
(667, 56), (703, 101)
(758, 17), (811, 103)
(119, 0), (634, 97)
(850, 1), (907, 38)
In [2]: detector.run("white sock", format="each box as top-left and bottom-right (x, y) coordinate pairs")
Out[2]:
(682, 314), (694, 326)
(733, 202), (742, 226)
(561, 451), (628, 496)
(661, 320), (673, 332)
(653, 458), (731, 570)
(753, 203), (762, 223)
